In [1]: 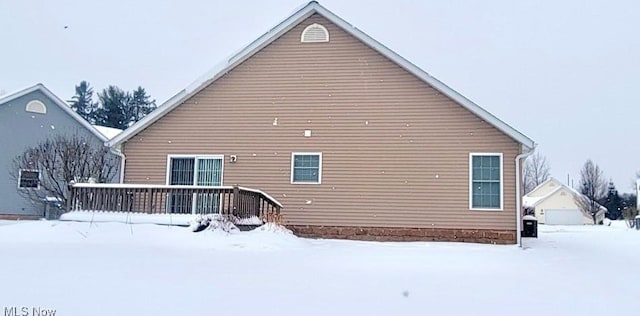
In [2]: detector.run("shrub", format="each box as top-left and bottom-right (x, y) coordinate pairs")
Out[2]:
(190, 214), (238, 233)
(262, 211), (286, 226)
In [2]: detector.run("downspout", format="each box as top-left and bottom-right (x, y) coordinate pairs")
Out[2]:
(109, 145), (126, 184)
(515, 144), (535, 247)
(636, 179), (640, 211)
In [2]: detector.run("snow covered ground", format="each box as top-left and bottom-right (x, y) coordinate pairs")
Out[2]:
(0, 220), (638, 316)
(0, 220), (28, 226)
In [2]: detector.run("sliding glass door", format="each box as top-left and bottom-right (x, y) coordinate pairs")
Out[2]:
(167, 156), (223, 214)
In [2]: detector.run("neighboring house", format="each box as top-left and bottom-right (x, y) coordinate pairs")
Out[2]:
(524, 178), (606, 225)
(106, 2), (535, 244)
(0, 84), (119, 218)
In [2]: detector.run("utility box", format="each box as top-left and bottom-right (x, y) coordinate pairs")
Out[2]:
(522, 215), (538, 238)
(43, 197), (63, 220)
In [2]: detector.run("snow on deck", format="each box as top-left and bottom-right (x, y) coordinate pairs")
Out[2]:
(60, 211), (200, 226)
(0, 221), (638, 315)
(60, 211), (264, 226)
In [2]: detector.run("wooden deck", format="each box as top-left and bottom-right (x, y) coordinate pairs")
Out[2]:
(67, 183), (282, 221)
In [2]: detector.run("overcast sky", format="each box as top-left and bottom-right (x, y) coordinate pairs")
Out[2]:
(1, 0), (638, 192)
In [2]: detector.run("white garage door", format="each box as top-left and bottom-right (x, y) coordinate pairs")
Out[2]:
(545, 209), (584, 225)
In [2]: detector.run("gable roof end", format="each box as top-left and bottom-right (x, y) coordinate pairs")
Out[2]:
(524, 177), (607, 213)
(525, 177), (559, 197)
(0, 83), (108, 143)
(107, 1), (535, 149)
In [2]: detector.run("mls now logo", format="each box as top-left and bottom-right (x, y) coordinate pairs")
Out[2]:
(4, 307), (57, 316)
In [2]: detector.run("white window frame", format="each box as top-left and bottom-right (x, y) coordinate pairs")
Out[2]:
(290, 152), (322, 185)
(469, 153), (503, 211)
(25, 100), (47, 114)
(18, 169), (40, 189)
(165, 154), (225, 186)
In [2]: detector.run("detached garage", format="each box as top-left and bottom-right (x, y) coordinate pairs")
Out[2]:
(524, 178), (607, 225)
(544, 209), (586, 225)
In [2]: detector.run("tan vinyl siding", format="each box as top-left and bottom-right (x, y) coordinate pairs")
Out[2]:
(123, 14), (521, 230)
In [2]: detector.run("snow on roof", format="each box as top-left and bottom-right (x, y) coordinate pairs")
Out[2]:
(523, 177), (607, 213)
(524, 178), (557, 197)
(523, 187), (562, 208)
(107, 1), (535, 149)
(92, 125), (122, 140)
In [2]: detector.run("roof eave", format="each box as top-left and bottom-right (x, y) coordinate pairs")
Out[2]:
(108, 3), (321, 147)
(311, 4), (535, 148)
(1, 84), (108, 143)
(109, 1), (535, 149)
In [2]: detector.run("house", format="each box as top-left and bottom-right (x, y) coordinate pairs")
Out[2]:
(102, 1), (535, 244)
(0, 84), (120, 219)
(524, 178), (606, 225)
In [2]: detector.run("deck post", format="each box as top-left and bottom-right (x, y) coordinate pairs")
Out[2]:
(66, 184), (74, 211)
(232, 185), (240, 217)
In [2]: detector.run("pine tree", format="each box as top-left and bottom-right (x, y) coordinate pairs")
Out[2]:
(68, 81), (98, 124)
(602, 181), (623, 220)
(96, 86), (131, 130)
(71, 82), (156, 129)
(128, 86), (156, 124)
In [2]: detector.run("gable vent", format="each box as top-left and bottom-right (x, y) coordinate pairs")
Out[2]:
(301, 23), (329, 43)
(25, 100), (46, 114)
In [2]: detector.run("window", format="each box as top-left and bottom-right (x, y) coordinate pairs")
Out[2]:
(167, 155), (223, 214)
(291, 152), (322, 184)
(168, 156), (223, 186)
(301, 23), (329, 43)
(25, 100), (47, 114)
(18, 170), (40, 189)
(469, 153), (503, 210)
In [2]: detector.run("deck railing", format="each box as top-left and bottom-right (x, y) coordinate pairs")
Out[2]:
(66, 183), (281, 220)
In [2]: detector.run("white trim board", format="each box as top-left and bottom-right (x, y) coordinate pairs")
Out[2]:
(107, 1), (535, 150)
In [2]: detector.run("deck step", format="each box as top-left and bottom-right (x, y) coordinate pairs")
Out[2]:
(236, 224), (261, 231)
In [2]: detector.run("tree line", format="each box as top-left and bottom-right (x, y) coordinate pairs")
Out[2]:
(68, 81), (157, 130)
(524, 153), (638, 224)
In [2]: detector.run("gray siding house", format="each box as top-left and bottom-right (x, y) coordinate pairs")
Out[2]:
(0, 84), (120, 218)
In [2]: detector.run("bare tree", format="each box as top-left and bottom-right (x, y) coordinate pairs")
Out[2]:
(622, 207), (638, 228)
(524, 152), (550, 194)
(10, 134), (118, 208)
(576, 159), (607, 224)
